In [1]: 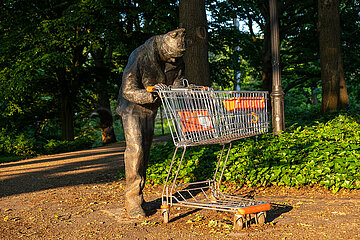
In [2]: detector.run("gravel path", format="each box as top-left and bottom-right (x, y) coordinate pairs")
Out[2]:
(1, 140), (360, 239)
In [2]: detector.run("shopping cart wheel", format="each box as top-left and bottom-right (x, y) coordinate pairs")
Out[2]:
(233, 215), (244, 231)
(256, 212), (266, 225)
(162, 209), (170, 223)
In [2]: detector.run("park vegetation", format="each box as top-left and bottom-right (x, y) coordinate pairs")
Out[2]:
(147, 111), (360, 193)
(1, 0), (359, 190)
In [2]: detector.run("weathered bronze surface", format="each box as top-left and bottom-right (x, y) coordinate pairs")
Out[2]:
(116, 28), (186, 218)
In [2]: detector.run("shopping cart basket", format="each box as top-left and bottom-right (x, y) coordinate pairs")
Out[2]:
(147, 82), (271, 230)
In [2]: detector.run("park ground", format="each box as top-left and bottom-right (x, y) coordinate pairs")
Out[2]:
(1, 139), (360, 240)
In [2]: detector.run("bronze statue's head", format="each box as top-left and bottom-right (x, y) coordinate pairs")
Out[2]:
(158, 28), (186, 63)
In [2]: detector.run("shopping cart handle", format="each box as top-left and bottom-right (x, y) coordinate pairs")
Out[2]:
(146, 84), (210, 92)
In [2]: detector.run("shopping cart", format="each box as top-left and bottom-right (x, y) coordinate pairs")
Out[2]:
(147, 82), (271, 230)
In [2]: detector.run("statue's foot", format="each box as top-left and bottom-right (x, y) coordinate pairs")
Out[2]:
(127, 205), (146, 219)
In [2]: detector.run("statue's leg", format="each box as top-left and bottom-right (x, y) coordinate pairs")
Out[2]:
(122, 110), (155, 218)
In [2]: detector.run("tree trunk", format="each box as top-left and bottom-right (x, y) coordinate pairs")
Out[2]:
(260, 2), (273, 93)
(57, 69), (75, 141)
(318, 0), (349, 114)
(60, 94), (75, 141)
(179, 0), (210, 86)
(262, 23), (273, 92)
(93, 47), (117, 144)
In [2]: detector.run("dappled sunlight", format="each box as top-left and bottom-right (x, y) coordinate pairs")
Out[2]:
(0, 143), (126, 197)
(1, 151), (124, 178)
(48, 165), (112, 177)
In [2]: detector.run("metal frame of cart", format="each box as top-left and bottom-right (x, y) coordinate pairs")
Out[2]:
(149, 82), (271, 230)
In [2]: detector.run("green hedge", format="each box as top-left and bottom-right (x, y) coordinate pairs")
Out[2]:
(0, 131), (96, 161)
(0, 133), (39, 157)
(147, 114), (360, 193)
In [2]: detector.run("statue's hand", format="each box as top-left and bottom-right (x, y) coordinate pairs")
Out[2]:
(149, 83), (167, 103)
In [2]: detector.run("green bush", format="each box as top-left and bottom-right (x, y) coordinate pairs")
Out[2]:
(0, 128), (97, 160)
(0, 132), (38, 157)
(147, 140), (221, 185)
(147, 113), (360, 192)
(43, 136), (94, 155)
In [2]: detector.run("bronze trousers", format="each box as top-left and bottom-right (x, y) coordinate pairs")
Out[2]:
(120, 104), (156, 211)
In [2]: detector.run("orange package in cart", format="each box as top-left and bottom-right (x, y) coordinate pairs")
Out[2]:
(223, 97), (265, 111)
(177, 110), (214, 133)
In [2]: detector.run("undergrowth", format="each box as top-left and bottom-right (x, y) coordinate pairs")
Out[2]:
(0, 123), (98, 160)
(147, 113), (360, 193)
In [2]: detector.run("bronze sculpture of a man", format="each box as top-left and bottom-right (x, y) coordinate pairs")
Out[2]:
(117, 28), (186, 218)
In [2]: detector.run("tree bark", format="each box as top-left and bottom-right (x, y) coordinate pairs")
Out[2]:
(260, 2), (272, 92)
(57, 38), (87, 141)
(57, 69), (75, 141)
(93, 47), (117, 144)
(179, 0), (210, 86)
(60, 94), (75, 141)
(262, 22), (273, 92)
(318, 0), (349, 114)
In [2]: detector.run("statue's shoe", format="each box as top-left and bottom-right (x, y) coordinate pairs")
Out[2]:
(127, 205), (146, 219)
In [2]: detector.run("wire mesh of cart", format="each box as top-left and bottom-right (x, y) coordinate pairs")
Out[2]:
(147, 82), (272, 230)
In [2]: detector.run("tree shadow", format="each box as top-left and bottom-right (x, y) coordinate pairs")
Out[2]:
(0, 143), (126, 197)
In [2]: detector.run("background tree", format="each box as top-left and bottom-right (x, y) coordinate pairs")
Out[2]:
(180, 0), (210, 86)
(1, 0), (359, 158)
(340, 0), (360, 103)
(318, 0), (349, 113)
(0, 0), (179, 144)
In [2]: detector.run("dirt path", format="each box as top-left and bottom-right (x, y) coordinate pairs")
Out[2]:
(1, 139), (360, 239)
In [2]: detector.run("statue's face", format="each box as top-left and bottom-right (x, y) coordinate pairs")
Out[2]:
(160, 28), (186, 62)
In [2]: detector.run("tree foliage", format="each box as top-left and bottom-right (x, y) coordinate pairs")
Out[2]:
(0, 0), (359, 158)
(207, 0), (359, 110)
(0, 0), (179, 141)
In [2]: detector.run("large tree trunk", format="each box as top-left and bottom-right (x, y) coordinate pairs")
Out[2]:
(318, 0), (349, 114)
(179, 0), (210, 86)
(60, 94), (75, 141)
(260, 2), (273, 93)
(262, 22), (272, 92)
(57, 69), (75, 141)
(57, 42), (86, 141)
(93, 47), (117, 144)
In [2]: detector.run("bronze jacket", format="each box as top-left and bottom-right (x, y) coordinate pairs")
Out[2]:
(117, 35), (184, 115)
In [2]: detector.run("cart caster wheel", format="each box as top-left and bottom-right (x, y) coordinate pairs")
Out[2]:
(256, 212), (266, 225)
(162, 210), (169, 223)
(233, 215), (244, 231)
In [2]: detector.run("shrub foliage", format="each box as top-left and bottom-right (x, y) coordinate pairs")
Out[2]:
(147, 114), (360, 193)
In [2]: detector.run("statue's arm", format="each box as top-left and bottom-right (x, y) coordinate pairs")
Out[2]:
(121, 66), (155, 105)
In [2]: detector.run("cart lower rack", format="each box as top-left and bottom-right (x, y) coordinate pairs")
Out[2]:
(149, 83), (271, 230)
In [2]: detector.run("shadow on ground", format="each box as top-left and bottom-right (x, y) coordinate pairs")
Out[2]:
(267, 203), (293, 224)
(0, 135), (170, 198)
(0, 143), (126, 197)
